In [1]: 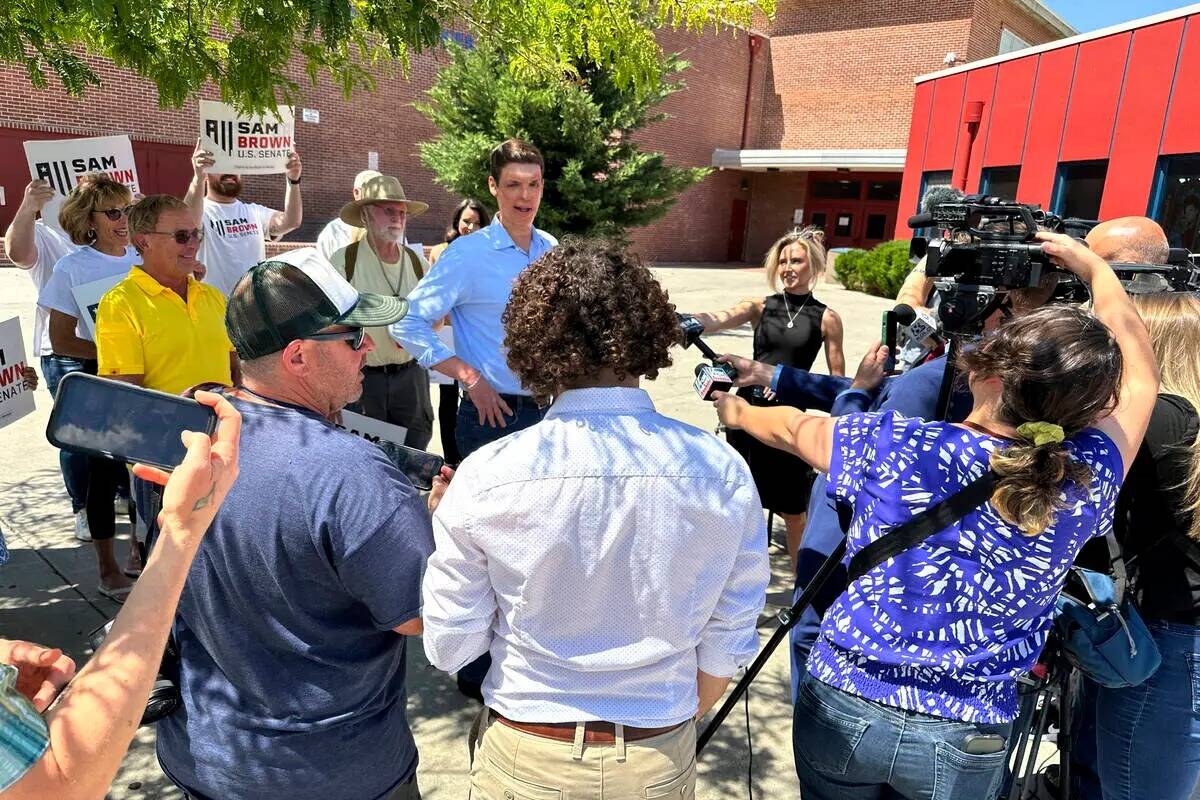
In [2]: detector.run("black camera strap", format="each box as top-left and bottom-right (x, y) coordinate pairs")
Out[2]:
(846, 470), (997, 583)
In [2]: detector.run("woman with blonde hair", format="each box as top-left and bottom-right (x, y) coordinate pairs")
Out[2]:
(1088, 291), (1200, 799)
(714, 233), (1157, 800)
(37, 173), (141, 602)
(687, 227), (844, 565)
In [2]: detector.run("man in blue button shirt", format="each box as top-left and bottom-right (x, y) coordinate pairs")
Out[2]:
(391, 139), (557, 460)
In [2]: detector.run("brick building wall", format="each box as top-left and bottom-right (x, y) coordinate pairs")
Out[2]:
(966, 0), (1066, 62)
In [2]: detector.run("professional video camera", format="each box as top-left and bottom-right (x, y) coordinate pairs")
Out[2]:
(908, 196), (1089, 334)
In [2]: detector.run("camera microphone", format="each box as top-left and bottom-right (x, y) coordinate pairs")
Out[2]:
(907, 212), (934, 229)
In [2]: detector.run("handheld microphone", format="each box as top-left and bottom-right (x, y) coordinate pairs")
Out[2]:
(694, 362), (735, 400)
(893, 303), (939, 343)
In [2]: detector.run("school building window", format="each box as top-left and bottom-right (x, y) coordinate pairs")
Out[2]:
(981, 166), (1021, 202)
(1052, 160), (1108, 220)
(1152, 155), (1200, 252)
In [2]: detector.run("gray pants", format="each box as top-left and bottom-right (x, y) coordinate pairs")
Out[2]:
(356, 363), (434, 450)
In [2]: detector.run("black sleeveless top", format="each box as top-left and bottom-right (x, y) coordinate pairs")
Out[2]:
(753, 292), (827, 370)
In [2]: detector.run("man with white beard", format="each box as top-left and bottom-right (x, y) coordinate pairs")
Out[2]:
(329, 175), (434, 449)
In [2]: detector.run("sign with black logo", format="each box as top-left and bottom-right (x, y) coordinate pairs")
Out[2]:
(199, 101), (295, 175)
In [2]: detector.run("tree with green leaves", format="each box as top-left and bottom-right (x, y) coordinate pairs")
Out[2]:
(2, 0), (771, 111)
(416, 42), (710, 240)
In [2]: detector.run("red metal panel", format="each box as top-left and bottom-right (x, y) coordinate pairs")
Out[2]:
(1163, 15), (1200, 154)
(1016, 47), (1078, 208)
(982, 55), (1039, 168)
(1100, 20), (1186, 218)
(1060, 33), (1132, 163)
(894, 80), (936, 240)
(961, 66), (999, 191)
(923, 73), (968, 172)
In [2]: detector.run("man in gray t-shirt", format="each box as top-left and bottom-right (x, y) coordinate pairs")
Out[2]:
(156, 250), (432, 800)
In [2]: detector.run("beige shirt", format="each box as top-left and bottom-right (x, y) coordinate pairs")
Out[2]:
(329, 240), (428, 367)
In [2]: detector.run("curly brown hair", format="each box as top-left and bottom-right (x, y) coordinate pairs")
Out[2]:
(504, 237), (679, 403)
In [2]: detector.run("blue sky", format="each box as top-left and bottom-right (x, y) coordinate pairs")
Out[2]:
(1044, 0), (1195, 33)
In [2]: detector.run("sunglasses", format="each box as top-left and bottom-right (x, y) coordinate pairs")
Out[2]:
(95, 206), (133, 221)
(144, 228), (205, 245)
(303, 328), (368, 350)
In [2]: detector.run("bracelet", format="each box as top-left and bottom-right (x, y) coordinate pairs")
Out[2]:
(287, 176), (302, 185)
(465, 376), (482, 391)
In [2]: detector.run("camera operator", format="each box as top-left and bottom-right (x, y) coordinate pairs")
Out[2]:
(713, 233), (1157, 799)
(0, 392), (240, 800)
(1078, 292), (1200, 800)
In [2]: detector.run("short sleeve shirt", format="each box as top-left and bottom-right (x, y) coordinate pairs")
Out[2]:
(95, 267), (234, 394)
(807, 411), (1124, 724)
(198, 200), (277, 296)
(25, 223), (77, 357)
(156, 397), (434, 800)
(37, 246), (141, 341)
(0, 664), (49, 791)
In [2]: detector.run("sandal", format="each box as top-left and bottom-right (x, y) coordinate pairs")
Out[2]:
(98, 584), (134, 604)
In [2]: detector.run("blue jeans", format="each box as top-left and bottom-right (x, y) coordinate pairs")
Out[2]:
(793, 673), (1012, 800)
(41, 355), (91, 513)
(454, 392), (546, 461)
(1092, 621), (1200, 800)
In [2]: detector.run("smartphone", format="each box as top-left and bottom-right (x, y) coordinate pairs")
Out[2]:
(376, 441), (445, 491)
(963, 733), (1007, 755)
(46, 373), (218, 470)
(881, 310), (898, 374)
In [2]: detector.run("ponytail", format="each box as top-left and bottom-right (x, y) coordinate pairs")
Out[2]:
(988, 423), (1093, 535)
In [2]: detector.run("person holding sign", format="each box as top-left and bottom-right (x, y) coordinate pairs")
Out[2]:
(37, 173), (141, 601)
(330, 175), (434, 449)
(3, 179), (84, 536)
(184, 139), (304, 296)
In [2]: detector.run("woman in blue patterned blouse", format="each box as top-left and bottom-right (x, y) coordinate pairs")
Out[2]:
(715, 232), (1158, 800)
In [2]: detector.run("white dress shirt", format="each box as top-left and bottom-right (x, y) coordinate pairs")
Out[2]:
(422, 387), (770, 727)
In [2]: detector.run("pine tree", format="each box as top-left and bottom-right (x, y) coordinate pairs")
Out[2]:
(416, 43), (710, 240)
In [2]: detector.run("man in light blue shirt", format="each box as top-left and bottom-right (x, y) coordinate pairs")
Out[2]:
(390, 139), (557, 461)
(422, 238), (768, 799)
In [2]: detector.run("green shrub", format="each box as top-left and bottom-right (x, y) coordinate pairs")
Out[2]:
(855, 240), (913, 299)
(832, 248), (869, 291)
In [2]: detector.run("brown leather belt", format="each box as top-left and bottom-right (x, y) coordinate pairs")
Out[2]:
(493, 712), (684, 744)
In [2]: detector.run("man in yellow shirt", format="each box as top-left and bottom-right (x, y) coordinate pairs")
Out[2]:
(329, 175), (434, 449)
(96, 195), (236, 394)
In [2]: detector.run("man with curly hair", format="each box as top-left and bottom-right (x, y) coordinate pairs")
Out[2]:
(421, 237), (770, 800)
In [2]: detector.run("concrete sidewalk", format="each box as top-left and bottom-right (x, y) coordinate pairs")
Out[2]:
(0, 264), (892, 799)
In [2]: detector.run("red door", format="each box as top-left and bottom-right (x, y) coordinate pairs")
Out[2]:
(806, 206), (860, 249)
(727, 198), (750, 261)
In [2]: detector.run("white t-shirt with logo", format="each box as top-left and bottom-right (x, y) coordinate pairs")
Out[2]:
(316, 218), (358, 262)
(199, 199), (277, 296)
(38, 245), (141, 341)
(23, 222), (78, 357)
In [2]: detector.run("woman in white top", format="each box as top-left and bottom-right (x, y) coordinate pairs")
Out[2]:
(37, 174), (142, 602)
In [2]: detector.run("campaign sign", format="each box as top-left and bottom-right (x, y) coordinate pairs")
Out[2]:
(200, 101), (295, 175)
(338, 410), (408, 447)
(0, 318), (36, 430)
(24, 135), (140, 228)
(71, 274), (126, 340)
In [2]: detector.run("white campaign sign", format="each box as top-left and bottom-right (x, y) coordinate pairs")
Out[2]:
(0, 318), (36, 430)
(199, 101), (295, 175)
(339, 410), (408, 447)
(24, 135), (140, 231)
(71, 274), (126, 340)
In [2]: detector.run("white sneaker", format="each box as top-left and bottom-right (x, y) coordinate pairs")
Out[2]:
(114, 496), (131, 515)
(74, 510), (92, 542)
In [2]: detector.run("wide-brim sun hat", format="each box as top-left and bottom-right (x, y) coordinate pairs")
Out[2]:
(226, 247), (409, 360)
(339, 175), (429, 227)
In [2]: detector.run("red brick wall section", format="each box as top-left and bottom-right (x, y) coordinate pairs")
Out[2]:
(630, 27), (768, 262)
(966, 0), (1067, 62)
(745, 171), (809, 260)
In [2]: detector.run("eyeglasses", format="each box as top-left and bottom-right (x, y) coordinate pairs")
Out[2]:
(302, 328), (368, 350)
(144, 228), (205, 245)
(95, 206), (133, 221)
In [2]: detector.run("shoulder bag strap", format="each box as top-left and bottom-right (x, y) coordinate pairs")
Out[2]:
(404, 245), (424, 281)
(345, 240), (360, 284)
(847, 471), (997, 584)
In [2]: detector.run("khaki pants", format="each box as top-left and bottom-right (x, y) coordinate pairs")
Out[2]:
(469, 711), (697, 800)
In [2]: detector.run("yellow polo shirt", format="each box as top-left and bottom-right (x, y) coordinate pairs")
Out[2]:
(96, 266), (234, 395)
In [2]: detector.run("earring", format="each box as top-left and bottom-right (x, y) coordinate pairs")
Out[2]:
(87, 229), (97, 243)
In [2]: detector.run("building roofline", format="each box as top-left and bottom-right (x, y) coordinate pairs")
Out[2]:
(712, 148), (907, 171)
(916, 2), (1200, 83)
(1009, 0), (1076, 39)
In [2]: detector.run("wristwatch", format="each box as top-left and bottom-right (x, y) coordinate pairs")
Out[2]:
(287, 176), (302, 185)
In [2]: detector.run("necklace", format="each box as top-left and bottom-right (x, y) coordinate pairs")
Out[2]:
(782, 292), (811, 329)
